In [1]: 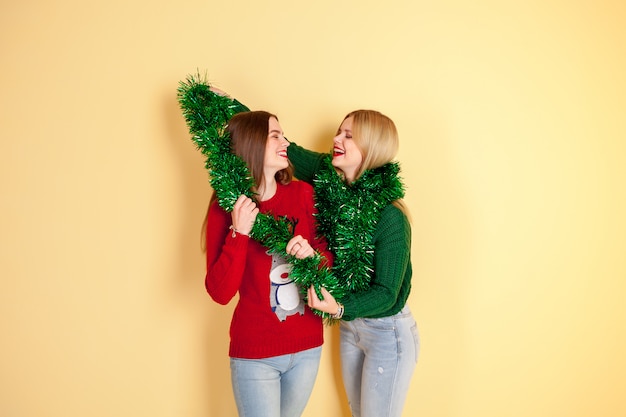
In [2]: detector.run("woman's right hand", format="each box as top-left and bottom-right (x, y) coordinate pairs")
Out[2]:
(210, 86), (229, 97)
(230, 195), (258, 236)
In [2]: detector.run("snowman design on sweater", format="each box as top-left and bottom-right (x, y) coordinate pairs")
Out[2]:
(268, 251), (305, 321)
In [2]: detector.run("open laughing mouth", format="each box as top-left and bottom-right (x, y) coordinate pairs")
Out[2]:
(278, 150), (288, 158)
(333, 147), (345, 157)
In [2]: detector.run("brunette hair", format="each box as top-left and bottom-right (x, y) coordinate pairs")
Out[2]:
(227, 111), (293, 196)
(203, 111), (294, 248)
(207, 111), (293, 206)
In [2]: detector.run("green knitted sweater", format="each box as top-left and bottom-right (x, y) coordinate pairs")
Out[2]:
(287, 144), (413, 321)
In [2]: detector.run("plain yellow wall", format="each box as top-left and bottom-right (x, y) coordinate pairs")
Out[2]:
(1, 0), (625, 416)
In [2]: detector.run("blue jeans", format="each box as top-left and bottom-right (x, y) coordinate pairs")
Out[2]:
(340, 306), (419, 417)
(229, 346), (322, 417)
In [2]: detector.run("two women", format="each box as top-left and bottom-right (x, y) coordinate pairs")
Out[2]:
(191, 83), (419, 417)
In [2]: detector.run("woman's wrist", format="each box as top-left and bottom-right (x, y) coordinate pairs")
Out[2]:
(331, 302), (344, 319)
(229, 225), (249, 238)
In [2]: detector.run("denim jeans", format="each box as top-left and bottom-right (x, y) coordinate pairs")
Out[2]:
(340, 306), (419, 417)
(229, 346), (322, 417)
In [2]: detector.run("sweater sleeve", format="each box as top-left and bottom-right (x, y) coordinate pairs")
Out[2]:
(204, 200), (250, 305)
(286, 142), (327, 184)
(340, 205), (412, 320)
(231, 99), (250, 114)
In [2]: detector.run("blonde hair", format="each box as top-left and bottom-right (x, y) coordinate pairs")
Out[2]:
(345, 110), (399, 178)
(343, 110), (410, 220)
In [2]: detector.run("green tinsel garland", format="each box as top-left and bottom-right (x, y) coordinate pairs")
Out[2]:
(313, 157), (405, 293)
(177, 73), (343, 320)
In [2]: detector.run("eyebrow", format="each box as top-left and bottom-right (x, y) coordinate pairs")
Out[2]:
(269, 129), (283, 135)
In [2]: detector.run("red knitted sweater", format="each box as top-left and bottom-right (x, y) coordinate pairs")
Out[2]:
(205, 181), (331, 359)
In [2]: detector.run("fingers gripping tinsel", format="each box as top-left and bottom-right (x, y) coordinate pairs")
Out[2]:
(177, 73), (344, 322)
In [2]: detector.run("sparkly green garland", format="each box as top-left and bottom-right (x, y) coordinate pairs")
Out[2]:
(313, 157), (405, 293)
(177, 74), (344, 320)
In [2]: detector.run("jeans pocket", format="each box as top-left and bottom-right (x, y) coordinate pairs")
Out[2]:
(361, 317), (396, 331)
(410, 323), (420, 363)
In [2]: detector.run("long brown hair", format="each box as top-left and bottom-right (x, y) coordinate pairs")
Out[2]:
(202, 111), (294, 248)
(228, 111), (293, 195)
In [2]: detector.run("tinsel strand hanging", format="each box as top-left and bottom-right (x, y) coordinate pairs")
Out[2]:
(313, 157), (405, 293)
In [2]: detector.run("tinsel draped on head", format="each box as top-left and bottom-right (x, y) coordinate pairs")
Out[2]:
(177, 73), (343, 321)
(176, 75), (255, 210)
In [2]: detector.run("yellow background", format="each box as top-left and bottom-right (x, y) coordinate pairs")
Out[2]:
(1, 0), (625, 416)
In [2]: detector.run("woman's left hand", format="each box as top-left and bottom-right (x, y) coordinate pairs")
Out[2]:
(307, 286), (340, 315)
(286, 235), (314, 259)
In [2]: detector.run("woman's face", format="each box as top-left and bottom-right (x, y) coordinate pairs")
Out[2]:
(263, 116), (289, 175)
(332, 116), (363, 182)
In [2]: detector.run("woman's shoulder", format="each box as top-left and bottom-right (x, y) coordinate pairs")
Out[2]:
(373, 204), (411, 246)
(381, 203), (403, 217)
(378, 204), (410, 230)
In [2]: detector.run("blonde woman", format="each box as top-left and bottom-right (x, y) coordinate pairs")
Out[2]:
(298, 110), (419, 417)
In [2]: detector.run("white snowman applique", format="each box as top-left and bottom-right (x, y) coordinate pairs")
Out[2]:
(268, 251), (305, 321)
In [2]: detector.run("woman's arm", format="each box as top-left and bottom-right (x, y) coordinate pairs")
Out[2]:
(209, 86), (250, 114)
(204, 201), (250, 305)
(286, 142), (327, 184)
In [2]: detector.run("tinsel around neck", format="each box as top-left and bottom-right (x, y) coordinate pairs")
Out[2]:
(314, 156), (405, 292)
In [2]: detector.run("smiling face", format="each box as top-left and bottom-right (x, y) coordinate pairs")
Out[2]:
(263, 116), (290, 177)
(331, 116), (363, 182)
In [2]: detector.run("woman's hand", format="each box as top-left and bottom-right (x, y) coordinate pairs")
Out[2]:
(210, 86), (229, 97)
(230, 195), (258, 236)
(307, 286), (340, 316)
(286, 235), (314, 259)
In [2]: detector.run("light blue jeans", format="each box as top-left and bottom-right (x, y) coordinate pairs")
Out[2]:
(340, 306), (419, 417)
(229, 346), (322, 417)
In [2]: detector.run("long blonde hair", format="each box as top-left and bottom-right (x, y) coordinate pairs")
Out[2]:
(342, 110), (410, 219)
